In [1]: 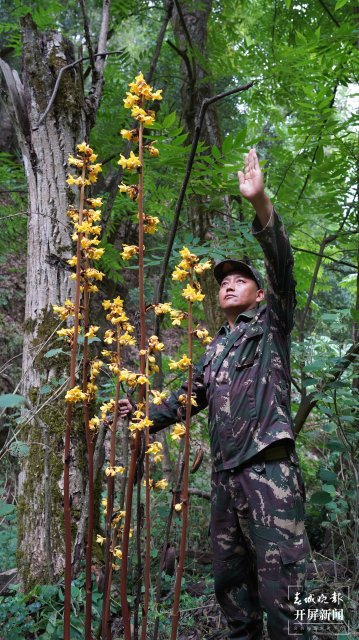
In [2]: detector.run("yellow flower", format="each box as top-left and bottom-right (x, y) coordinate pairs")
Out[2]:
(85, 325), (99, 338)
(145, 143), (159, 158)
(137, 375), (149, 385)
(113, 547), (122, 559)
(77, 141), (94, 156)
(66, 174), (84, 187)
(96, 534), (106, 544)
(118, 151), (141, 171)
(120, 128), (139, 142)
(169, 309), (186, 326)
(88, 284), (99, 293)
(68, 154), (84, 168)
(194, 328), (213, 345)
(182, 283), (205, 303)
(153, 453), (164, 464)
(87, 197), (103, 208)
(114, 466), (125, 475)
(65, 386), (87, 403)
(146, 441), (163, 455)
(123, 92), (140, 109)
(148, 335), (165, 352)
(194, 260), (212, 274)
(150, 89), (163, 101)
(171, 423), (186, 441)
(154, 479), (168, 490)
(105, 467), (116, 477)
(89, 416), (100, 430)
(121, 244), (139, 260)
(179, 393), (198, 407)
(118, 182), (139, 201)
(100, 399), (115, 419)
(84, 268), (105, 281)
(90, 360), (103, 378)
(131, 105), (155, 126)
(174, 502), (183, 512)
(104, 330), (115, 344)
(151, 390), (168, 405)
(67, 256), (77, 267)
(169, 354), (192, 371)
(172, 266), (189, 282)
(87, 382), (98, 397)
(119, 332), (136, 346)
(153, 302), (172, 315)
(143, 214), (160, 234)
(86, 247), (105, 261)
(57, 327), (75, 340)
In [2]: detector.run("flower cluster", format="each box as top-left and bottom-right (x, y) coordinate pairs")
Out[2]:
(66, 141), (102, 187)
(145, 441), (163, 464)
(171, 423), (186, 441)
(169, 354), (192, 371)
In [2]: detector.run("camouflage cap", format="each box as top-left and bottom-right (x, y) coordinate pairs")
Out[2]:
(213, 259), (264, 289)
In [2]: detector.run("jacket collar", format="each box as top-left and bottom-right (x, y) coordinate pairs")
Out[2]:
(218, 303), (266, 336)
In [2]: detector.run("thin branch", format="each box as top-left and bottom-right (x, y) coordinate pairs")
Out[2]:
(293, 341), (359, 434)
(35, 50), (126, 128)
(317, 0), (340, 27)
(173, 0), (193, 52)
(167, 40), (193, 85)
(79, 0), (96, 76)
(146, 0), (174, 84)
(102, 4), (174, 231)
(292, 245), (356, 270)
(154, 81), (254, 331)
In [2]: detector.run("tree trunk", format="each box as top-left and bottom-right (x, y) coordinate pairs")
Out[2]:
(172, 0), (226, 333)
(1, 15), (87, 588)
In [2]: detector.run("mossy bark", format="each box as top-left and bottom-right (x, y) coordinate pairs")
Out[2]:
(172, 1), (228, 334)
(12, 16), (88, 589)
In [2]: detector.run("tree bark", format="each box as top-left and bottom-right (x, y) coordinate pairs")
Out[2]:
(172, 0), (225, 333)
(1, 15), (87, 588)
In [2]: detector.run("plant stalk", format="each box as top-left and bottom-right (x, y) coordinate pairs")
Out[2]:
(64, 163), (86, 640)
(170, 274), (193, 640)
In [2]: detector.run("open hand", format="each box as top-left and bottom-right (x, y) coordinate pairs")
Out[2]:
(238, 149), (265, 203)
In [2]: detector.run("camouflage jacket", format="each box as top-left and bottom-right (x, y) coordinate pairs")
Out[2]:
(150, 209), (297, 471)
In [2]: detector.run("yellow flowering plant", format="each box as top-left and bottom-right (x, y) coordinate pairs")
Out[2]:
(53, 141), (107, 639)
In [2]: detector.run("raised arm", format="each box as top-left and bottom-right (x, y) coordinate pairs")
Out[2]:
(238, 148), (273, 228)
(239, 149), (296, 333)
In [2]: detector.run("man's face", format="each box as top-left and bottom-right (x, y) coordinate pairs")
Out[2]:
(218, 270), (264, 316)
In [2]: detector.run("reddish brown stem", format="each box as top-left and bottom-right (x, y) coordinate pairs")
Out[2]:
(140, 356), (151, 640)
(171, 278), (193, 640)
(102, 335), (121, 640)
(64, 164), (86, 640)
(121, 111), (146, 639)
(83, 267), (94, 640)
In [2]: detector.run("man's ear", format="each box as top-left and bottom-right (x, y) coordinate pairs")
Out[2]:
(256, 288), (265, 303)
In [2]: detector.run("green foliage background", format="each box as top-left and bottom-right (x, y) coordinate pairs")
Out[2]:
(0, 0), (358, 636)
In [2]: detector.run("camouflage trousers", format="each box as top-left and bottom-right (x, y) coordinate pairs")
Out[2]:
(211, 451), (311, 640)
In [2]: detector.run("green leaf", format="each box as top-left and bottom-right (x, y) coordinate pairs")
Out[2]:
(8, 441), (29, 457)
(310, 490), (332, 505)
(212, 145), (221, 160)
(334, 0), (348, 9)
(350, 309), (359, 322)
(326, 439), (347, 453)
(162, 112), (176, 128)
(0, 394), (26, 408)
(284, 0), (291, 7)
(44, 348), (65, 358)
(318, 469), (338, 484)
(0, 501), (16, 516)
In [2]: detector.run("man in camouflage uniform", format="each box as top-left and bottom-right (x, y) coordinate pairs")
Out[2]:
(120, 149), (310, 639)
